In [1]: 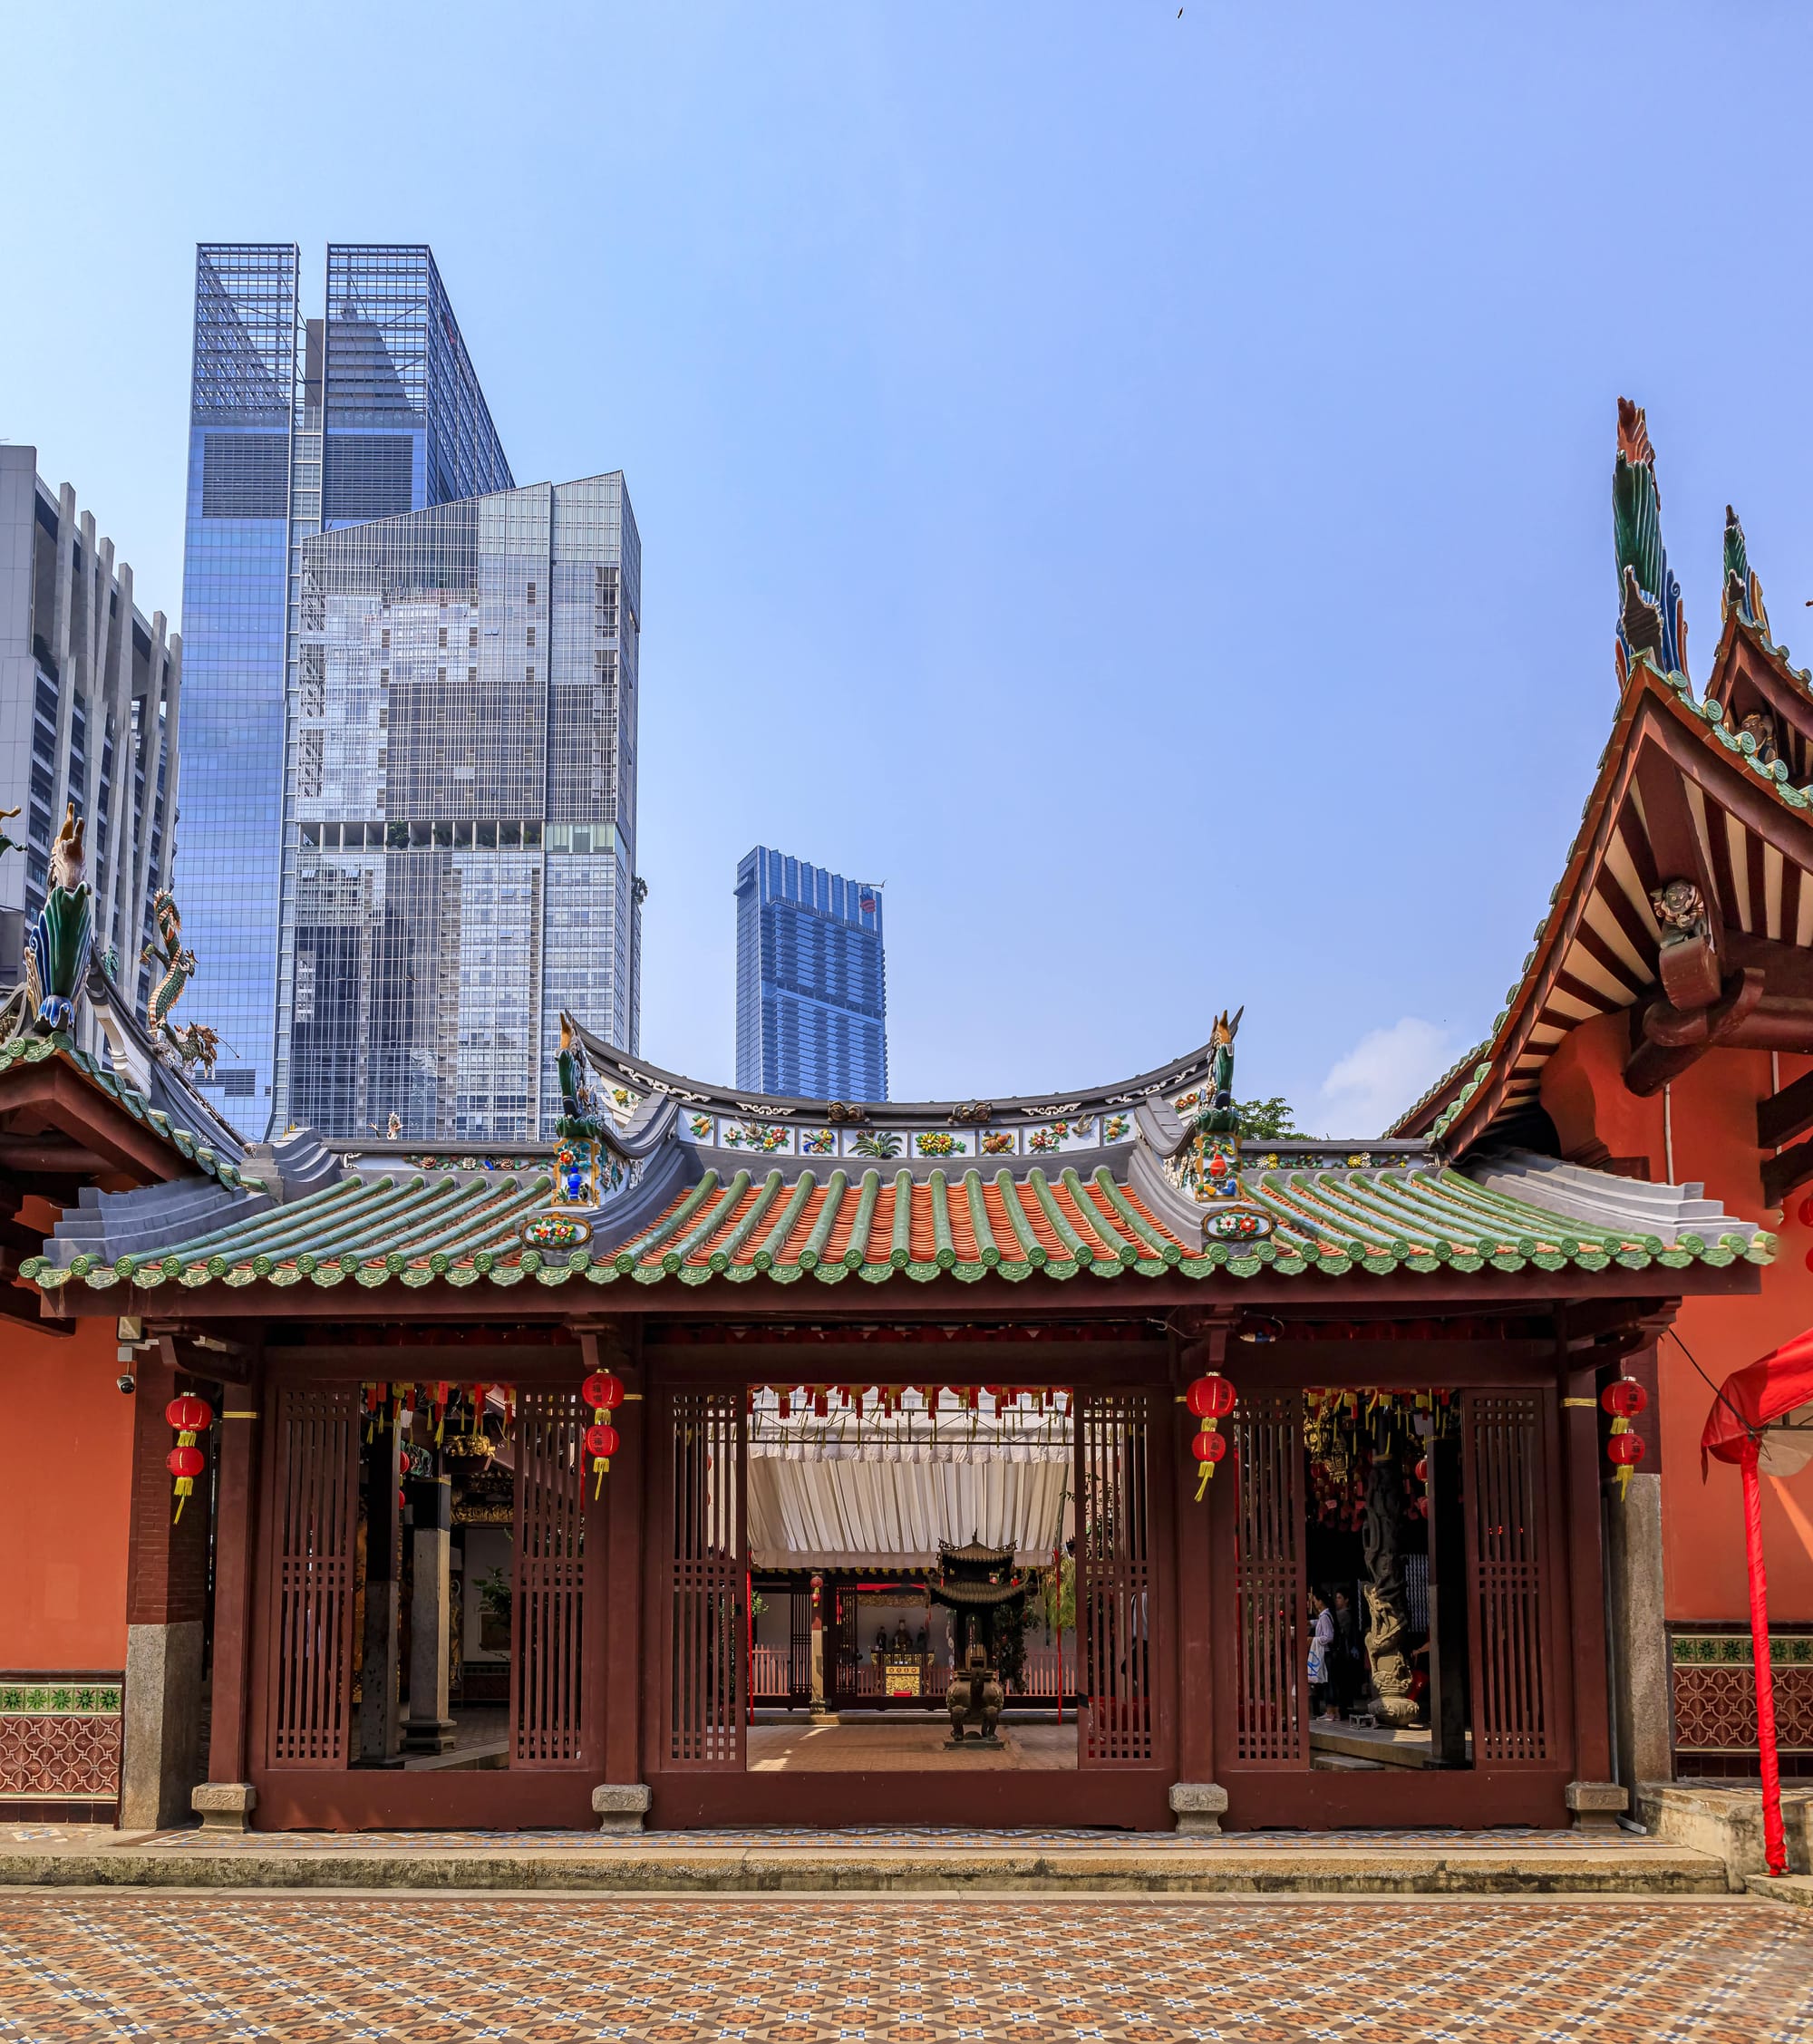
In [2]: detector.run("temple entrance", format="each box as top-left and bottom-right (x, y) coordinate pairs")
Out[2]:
(648, 1373), (1176, 1823)
(251, 1375), (601, 1816)
(1213, 1376), (1566, 1824)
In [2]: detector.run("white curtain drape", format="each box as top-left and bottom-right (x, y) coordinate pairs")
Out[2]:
(745, 1443), (1070, 1568)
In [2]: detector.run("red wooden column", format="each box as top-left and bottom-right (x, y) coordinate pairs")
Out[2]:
(1559, 1319), (1617, 1823)
(120, 1340), (215, 1829)
(203, 1371), (264, 1796)
(583, 1326), (644, 1790)
(1172, 1329), (1219, 1802)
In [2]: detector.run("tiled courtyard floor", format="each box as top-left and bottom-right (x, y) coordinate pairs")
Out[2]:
(0, 1893), (1808, 2041)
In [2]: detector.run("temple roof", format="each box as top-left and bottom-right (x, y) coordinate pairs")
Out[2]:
(24, 1141), (1770, 1298)
(1391, 615), (1813, 1157)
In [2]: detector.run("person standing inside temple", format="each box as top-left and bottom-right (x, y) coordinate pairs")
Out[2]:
(1307, 1587), (1334, 1722)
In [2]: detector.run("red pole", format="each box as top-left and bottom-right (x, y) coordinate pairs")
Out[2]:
(1741, 1441), (1789, 1878)
(746, 1566), (754, 1728)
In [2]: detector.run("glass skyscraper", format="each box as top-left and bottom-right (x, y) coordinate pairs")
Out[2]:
(283, 475), (642, 1142)
(735, 848), (887, 1100)
(179, 243), (512, 1138)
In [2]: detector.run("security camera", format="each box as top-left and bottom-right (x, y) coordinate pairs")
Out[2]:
(116, 1371), (135, 1395)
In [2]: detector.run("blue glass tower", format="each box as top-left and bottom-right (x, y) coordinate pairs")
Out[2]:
(179, 243), (512, 1138)
(736, 848), (887, 1101)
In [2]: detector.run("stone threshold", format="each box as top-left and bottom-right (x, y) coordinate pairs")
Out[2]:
(0, 1839), (1729, 1896)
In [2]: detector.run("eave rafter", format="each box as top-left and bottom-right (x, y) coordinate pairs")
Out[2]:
(1399, 649), (1813, 1154)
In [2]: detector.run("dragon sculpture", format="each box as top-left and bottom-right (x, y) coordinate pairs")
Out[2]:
(1613, 397), (1688, 683)
(24, 803), (92, 1035)
(141, 888), (219, 1078)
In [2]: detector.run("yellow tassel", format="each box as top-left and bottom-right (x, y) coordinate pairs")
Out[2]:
(1195, 1462), (1215, 1503)
(1617, 1463), (1633, 1501)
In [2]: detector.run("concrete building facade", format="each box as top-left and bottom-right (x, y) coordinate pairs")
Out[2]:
(0, 447), (179, 1030)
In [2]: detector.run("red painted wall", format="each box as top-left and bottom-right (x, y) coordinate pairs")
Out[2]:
(1542, 1013), (1813, 1624)
(0, 1308), (132, 1671)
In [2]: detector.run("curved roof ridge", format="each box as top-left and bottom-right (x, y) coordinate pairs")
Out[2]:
(563, 1012), (1226, 1124)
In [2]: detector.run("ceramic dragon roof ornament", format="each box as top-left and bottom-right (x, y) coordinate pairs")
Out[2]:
(1613, 397), (1688, 684)
(1159, 1007), (1273, 1242)
(141, 889), (219, 1079)
(24, 803), (92, 1036)
(1721, 503), (1771, 637)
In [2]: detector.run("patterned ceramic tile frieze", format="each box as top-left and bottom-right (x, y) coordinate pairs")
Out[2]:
(1672, 1632), (1813, 1753)
(0, 1679), (123, 1800)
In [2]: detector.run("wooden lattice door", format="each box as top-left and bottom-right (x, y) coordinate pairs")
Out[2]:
(661, 1388), (745, 1768)
(1222, 1389), (1308, 1768)
(511, 1385), (595, 1768)
(261, 1383), (361, 1768)
(1460, 1390), (1556, 1766)
(1075, 1389), (1159, 1765)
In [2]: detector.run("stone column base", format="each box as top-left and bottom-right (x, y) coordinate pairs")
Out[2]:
(192, 1782), (257, 1833)
(402, 1718), (458, 1756)
(1566, 1780), (1628, 1833)
(1168, 1782), (1229, 1836)
(593, 1783), (652, 1834)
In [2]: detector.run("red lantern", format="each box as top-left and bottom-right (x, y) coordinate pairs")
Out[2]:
(582, 1371), (625, 1411)
(1185, 1373), (1236, 1502)
(164, 1394), (214, 1524)
(582, 1371), (626, 1497)
(1414, 1457), (1429, 1484)
(164, 1395), (212, 1435)
(1186, 1374), (1236, 1420)
(1606, 1431), (1644, 1467)
(1799, 1194), (1813, 1228)
(1601, 1379), (1649, 1419)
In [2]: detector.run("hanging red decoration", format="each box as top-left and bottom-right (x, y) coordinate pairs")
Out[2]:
(1414, 1457), (1429, 1484)
(583, 1369), (626, 1496)
(1185, 1373), (1236, 1501)
(1601, 1379), (1649, 1420)
(164, 1395), (212, 1524)
(1602, 1377), (1648, 1497)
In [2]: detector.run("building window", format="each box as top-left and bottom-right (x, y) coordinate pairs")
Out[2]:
(526, 625), (536, 647)
(527, 581), (537, 605)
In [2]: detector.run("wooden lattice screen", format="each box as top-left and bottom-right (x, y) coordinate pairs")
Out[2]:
(664, 1389), (745, 1768)
(1229, 1390), (1307, 1767)
(1076, 1389), (1155, 1764)
(1461, 1390), (1552, 1765)
(511, 1385), (589, 1768)
(264, 1383), (361, 1768)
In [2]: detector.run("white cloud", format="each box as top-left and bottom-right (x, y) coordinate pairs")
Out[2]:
(1314, 1018), (1458, 1138)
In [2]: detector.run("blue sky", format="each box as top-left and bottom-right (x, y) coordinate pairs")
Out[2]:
(5, 3), (1812, 1128)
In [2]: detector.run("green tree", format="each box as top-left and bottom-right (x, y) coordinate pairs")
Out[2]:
(1236, 1096), (1302, 1140)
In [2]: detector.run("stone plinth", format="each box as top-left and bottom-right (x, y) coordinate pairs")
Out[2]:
(191, 1781), (257, 1833)
(1565, 1780), (1627, 1833)
(593, 1783), (652, 1834)
(1168, 1782), (1229, 1836)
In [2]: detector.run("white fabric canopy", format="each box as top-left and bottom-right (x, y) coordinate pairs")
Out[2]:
(746, 1443), (1070, 1569)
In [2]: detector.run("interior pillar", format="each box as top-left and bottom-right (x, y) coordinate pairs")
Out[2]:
(402, 1474), (455, 1754)
(357, 1408), (402, 1767)
(120, 1348), (212, 1829)
(810, 1571), (827, 1712)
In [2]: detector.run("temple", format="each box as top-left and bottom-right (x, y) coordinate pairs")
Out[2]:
(4, 402), (1808, 1835)
(0, 930), (1771, 1831)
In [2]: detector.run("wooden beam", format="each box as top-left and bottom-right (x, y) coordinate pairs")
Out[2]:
(1760, 1067), (1813, 1151)
(1762, 1137), (1813, 1209)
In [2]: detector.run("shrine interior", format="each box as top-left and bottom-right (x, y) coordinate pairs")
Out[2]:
(742, 1384), (1080, 1772)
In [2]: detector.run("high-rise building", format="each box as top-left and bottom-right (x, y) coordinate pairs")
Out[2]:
(179, 243), (513, 1137)
(735, 848), (887, 1100)
(282, 474), (642, 1141)
(0, 448), (179, 1029)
